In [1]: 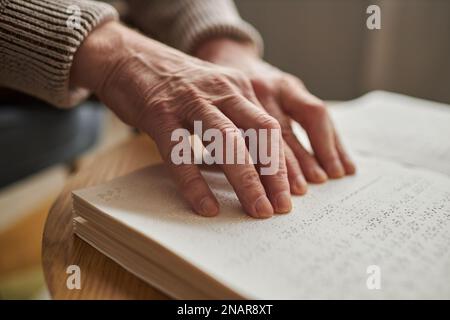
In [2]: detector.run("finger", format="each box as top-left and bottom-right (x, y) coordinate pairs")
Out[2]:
(148, 119), (219, 217)
(248, 92), (307, 195)
(283, 131), (328, 183)
(334, 132), (356, 175)
(283, 142), (308, 195)
(218, 95), (292, 214)
(254, 92), (325, 185)
(280, 79), (345, 179)
(186, 102), (274, 218)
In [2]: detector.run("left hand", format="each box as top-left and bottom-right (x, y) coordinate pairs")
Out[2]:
(195, 38), (356, 194)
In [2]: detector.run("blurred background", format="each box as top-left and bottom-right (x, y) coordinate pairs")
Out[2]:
(237, 0), (450, 103)
(0, 0), (449, 299)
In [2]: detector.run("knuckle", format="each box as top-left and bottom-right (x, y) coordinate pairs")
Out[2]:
(179, 171), (204, 191)
(240, 79), (254, 95)
(162, 139), (181, 162)
(232, 70), (252, 88)
(217, 123), (240, 138)
(217, 92), (242, 108)
(146, 99), (174, 119)
(162, 143), (175, 162)
(210, 72), (234, 89)
(273, 166), (288, 181)
(307, 101), (328, 119)
(284, 147), (297, 163)
(298, 150), (316, 163)
(285, 158), (301, 175)
(138, 101), (177, 137)
(256, 114), (281, 131)
(281, 127), (293, 140)
(285, 74), (305, 88)
(251, 77), (273, 97)
(179, 85), (208, 109)
(240, 169), (262, 189)
(322, 152), (340, 163)
(182, 99), (210, 123)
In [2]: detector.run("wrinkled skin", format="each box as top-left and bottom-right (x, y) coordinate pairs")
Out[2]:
(71, 21), (355, 219)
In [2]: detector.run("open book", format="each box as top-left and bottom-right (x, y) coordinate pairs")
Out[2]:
(73, 91), (450, 299)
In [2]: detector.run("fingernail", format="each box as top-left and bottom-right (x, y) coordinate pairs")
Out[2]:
(275, 191), (292, 214)
(293, 175), (307, 195)
(345, 161), (357, 175)
(329, 160), (345, 178)
(199, 197), (218, 217)
(313, 167), (328, 182)
(254, 196), (273, 218)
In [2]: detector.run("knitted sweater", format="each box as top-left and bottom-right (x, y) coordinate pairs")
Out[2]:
(0, 0), (262, 107)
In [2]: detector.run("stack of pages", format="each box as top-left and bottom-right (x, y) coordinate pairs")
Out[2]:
(73, 91), (450, 299)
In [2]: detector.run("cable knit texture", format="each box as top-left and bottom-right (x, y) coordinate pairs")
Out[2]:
(0, 0), (118, 107)
(0, 0), (263, 108)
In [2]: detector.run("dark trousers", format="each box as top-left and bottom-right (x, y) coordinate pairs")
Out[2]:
(0, 92), (103, 189)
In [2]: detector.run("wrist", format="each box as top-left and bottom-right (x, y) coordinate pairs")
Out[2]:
(194, 37), (258, 64)
(70, 20), (129, 93)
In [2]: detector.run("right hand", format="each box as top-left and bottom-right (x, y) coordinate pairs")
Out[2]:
(71, 21), (291, 219)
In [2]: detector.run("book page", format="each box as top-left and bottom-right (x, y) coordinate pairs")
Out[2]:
(328, 91), (450, 176)
(74, 157), (450, 299)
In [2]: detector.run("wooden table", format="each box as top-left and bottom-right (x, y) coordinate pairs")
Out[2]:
(42, 134), (169, 299)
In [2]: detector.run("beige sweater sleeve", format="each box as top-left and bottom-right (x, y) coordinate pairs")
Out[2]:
(126, 0), (263, 55)
(0, 0), (262, 108)
(0, 0), (118, 107)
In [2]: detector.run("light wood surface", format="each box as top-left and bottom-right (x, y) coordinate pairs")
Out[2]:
(42, 134), (170, 299)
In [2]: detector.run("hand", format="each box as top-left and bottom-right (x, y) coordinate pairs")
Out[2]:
(71, 22), (292, 218)
(195, 38), (356, 191)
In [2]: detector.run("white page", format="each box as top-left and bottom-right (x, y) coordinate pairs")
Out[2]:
(74, 157), (450, 299)
(328, 91), (450, 176)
